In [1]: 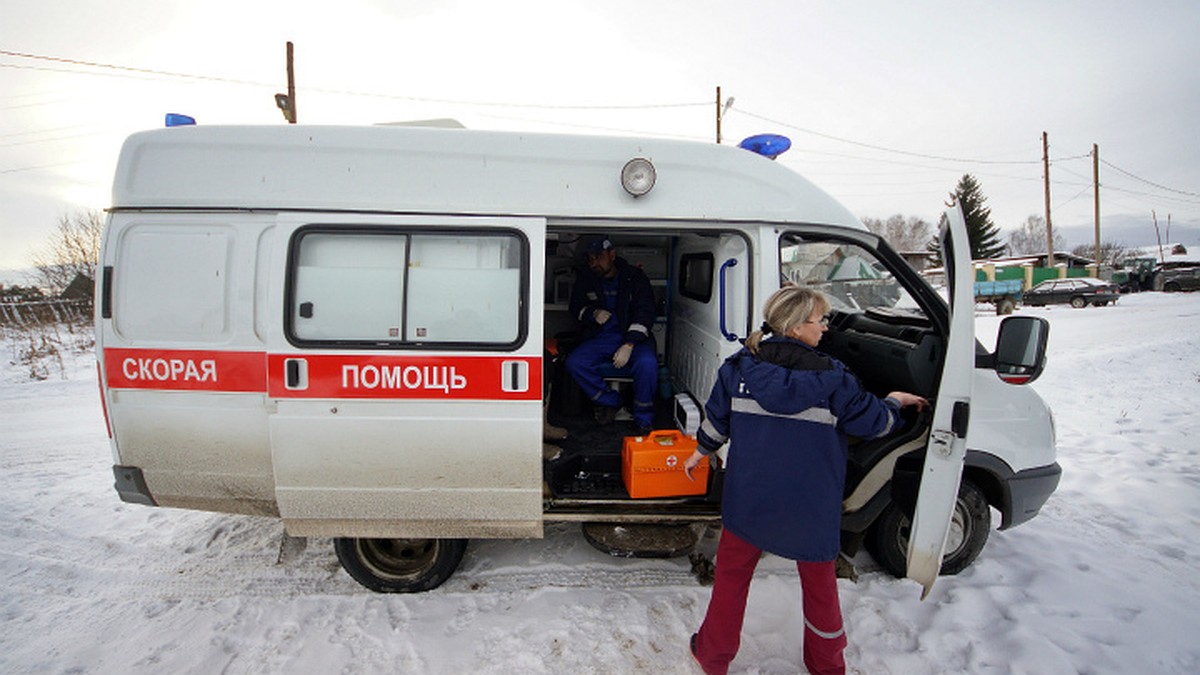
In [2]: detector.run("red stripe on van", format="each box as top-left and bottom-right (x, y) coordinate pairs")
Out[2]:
(267, 354), (541, 400)
(103, 348), (267, 392)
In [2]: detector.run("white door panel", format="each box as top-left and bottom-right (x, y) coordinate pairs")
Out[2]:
(906, 205), (975, 597)
(669, 233), (750, 404)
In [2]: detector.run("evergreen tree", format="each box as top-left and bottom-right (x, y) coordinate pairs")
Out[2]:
(930, 174), (1006, 262)
(950, 174), (1006, 259)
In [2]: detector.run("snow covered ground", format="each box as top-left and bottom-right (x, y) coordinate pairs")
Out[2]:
(2, 292), (1198, 674)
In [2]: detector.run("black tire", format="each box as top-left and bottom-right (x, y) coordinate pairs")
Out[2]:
(1163, 281), (1181, 293)
(865, 480), (991, 578)
(996, 298), (1016, 315)
(1069, 296), (1087, 308)
(335, 537), (466, 593)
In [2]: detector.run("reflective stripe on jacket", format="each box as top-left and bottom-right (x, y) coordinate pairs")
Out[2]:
(698, 336), (901, 561)
(568, 256), (657, 346)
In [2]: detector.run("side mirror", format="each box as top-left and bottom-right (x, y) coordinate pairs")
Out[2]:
(993, 316), (1049, 384)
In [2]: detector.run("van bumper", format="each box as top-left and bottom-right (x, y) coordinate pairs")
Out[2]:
(999, 462), (1061, 530)
(113, 465), (157, 506)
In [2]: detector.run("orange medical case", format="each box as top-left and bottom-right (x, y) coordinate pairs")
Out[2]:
(622, 430), (709, 498)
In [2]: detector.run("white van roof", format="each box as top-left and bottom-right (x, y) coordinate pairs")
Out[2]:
(111, 125), (863, 228)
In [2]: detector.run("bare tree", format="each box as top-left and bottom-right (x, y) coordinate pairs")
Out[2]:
(862, 214), (934, 252)
(1008, 215), (1064, 257)
(1071, 241), (1127, 267)
(30, 210), (104, 295)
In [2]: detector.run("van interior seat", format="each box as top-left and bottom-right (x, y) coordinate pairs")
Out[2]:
(596, 362), (635, 387)
(843, 406), (929, 497)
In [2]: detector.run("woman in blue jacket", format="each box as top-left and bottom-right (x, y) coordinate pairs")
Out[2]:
(684, 286), (927, 675)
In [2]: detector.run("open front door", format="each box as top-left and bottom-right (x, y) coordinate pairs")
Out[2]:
(906, 205), (975, 597)
(267, 214), (546, 540)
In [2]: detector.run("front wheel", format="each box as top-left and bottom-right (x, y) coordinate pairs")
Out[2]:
(1069, 296), (1087, 308)
(335, 537), (467, 593)
(1163, 281), (1181, 293)
(865, 479), (991, 578)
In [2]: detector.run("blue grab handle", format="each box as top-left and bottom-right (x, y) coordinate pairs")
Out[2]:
(719, 258), (739, 341)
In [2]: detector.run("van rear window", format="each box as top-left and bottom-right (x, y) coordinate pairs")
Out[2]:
(114, 225), (233, 341)
(286, 228), (526, 349)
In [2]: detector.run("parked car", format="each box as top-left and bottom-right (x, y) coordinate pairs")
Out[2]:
(1023, 277), (1120, 308)
(1155, 265), (1200, 293)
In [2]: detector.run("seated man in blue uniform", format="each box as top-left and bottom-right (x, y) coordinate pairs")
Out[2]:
(565, 237), (658, 434)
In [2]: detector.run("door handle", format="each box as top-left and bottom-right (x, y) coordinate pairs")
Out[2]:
(284, 358), (308, 390)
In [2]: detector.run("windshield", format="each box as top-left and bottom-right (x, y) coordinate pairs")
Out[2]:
(779, 235), (920, 313)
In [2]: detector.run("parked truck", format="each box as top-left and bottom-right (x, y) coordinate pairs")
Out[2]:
(974, 279), (1023, 315)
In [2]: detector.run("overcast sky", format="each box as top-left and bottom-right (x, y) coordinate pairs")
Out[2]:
(3, 0), (1198, 271)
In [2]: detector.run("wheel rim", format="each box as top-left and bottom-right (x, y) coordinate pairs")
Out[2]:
(894, 498), (970, 563)
(354, 538), (439, 582)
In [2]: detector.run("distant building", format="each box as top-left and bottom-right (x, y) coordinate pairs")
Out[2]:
(60, 273), (94, 301)
(983, 251), (1096, 270)
(1123, 243), (1195, 265)
(896, 250), (938, 272)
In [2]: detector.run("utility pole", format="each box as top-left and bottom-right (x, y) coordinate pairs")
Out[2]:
(716, 86), (723, 144)
(274, 41), (297, 124)
(1042, 132), (1054, 267)
(1093, 143), (1101, 266)
(715, 86), (735, 144)
(1153, 210), (1165, 263)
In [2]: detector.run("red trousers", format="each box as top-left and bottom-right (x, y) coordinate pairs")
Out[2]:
(693, 529), (846, 675)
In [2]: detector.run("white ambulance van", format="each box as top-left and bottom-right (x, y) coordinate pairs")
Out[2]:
(96, 124), (1060, 595)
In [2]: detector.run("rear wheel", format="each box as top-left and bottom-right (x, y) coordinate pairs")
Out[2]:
(996, 297), (1016, 315)
(335, 537), (466, 593)
(866, 479), (991, 578)
(1163, 281), (1181, 293)
(1070, 296), (1087, 308)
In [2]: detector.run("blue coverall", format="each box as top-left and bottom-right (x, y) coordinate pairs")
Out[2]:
(565, 256), (658, 428)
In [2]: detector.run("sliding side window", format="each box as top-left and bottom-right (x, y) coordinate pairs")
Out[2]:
(288, 229), (526, 348)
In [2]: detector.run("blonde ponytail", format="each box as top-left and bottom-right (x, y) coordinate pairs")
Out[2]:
(747, 286), (829, 355)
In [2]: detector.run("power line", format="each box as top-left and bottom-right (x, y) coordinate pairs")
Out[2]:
(5, 47), (1196, 217)
(1099, 158), (1199, 198)
(0, 160), (82, 175)
(0, 49), (269, 87)
(1052, 184), (1094, 212)
(0, 132), (98, 148)
(476, 112), (708, 141)
(1101, 183), (1200, 206)
(736, 108), (1043, 165)
(0, 49), (709, 112)
(0, 124), (89, 139)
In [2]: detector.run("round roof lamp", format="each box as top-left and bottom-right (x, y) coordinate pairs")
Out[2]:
(621, 158), (656, 197)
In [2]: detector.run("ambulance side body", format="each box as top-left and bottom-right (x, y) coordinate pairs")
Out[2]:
(97, 125), (1059, 592)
